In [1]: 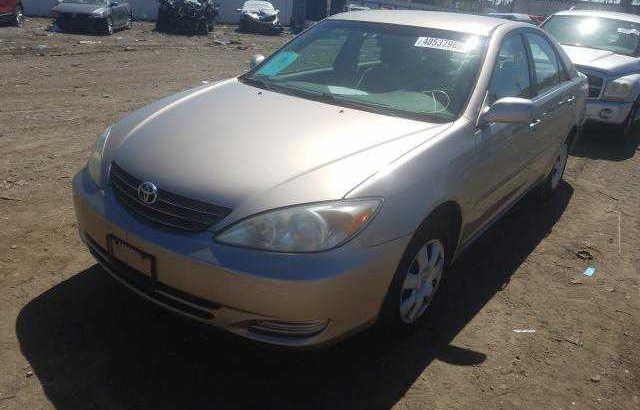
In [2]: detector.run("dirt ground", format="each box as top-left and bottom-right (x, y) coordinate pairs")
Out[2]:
(1, 18), (639, 410)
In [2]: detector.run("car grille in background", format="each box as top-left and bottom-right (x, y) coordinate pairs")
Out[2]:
(109, 162), (232, 232)
(56, 13), (101, 32)
(582, 71), (605, 99)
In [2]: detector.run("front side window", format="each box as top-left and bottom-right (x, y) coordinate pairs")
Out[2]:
(240, 20), (487, 122)
(526, 33), (561, 94)
(543, 15), (640, 56)
(488, 34), (532, 104)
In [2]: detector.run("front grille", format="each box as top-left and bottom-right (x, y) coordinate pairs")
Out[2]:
(109, 162), (232, 232)
(57, 13), (101, 32)
(582, 71), (605, 99)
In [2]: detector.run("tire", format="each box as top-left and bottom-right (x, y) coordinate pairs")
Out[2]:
(103, 17), (114, 36)
(125, 14), (132, 30)
(13, 3), (24, 27)
(378, 215), (452, 334)
(615, 100), (638, 141)
(196, 21), (208, 36)
(155, 13), (166, 32)
(536, 138), (569, 201)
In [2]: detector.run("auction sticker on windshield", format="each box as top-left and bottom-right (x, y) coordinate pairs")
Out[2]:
(257, 51), (298, 75)
(414, 37), (468, 53)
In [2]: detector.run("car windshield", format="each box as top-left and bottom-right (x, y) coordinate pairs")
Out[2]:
(543, 15), (640, 56)
(239, 20), (487, 122)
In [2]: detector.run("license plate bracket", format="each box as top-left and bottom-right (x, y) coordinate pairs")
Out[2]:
(107, 234), (156, 279)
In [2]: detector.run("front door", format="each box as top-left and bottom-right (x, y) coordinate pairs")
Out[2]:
(465, 33), (536, 238)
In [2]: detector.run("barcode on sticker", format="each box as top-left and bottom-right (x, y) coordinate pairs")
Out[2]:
(414, 37), (467, 53)
(618, 28), (640, 35)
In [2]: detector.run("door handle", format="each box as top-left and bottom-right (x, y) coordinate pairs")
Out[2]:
(558, 96), (576, 107)
(529, 118), (542, 132)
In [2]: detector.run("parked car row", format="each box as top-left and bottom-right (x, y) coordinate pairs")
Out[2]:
(0, 0), (284, 36)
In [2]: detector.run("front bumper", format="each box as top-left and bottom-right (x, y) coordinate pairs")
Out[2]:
(585, 99), (633, 125)
(240, 16), (282, 32)
(56, 14), (106, 33)
(72, 169), (409, 347)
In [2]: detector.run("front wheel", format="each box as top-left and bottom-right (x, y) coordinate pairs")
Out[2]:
(14, 4), (24, 27)
(103, 17), (114, 35)
(378, 217), (450, 333)
(616, 101), (639, 141)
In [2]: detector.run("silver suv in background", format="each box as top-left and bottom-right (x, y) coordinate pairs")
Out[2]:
(73, 11), (586, 347)
(543, 9), (640, 139)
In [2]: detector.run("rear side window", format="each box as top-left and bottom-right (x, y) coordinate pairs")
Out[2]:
(525, 33), (562, 93)
(488, 34), (532, 104)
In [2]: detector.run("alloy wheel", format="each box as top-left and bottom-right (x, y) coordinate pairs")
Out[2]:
(399, 239), (445, 324)
(15, 5), (24, 27)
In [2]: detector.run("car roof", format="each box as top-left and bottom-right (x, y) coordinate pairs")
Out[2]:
(554, 9), (640, 24)
(329, 10), (511, 36)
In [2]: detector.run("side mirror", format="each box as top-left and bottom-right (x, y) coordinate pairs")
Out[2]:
(236, 8), (242, 12)
(478, 97), (534, 127)
(250, 54), (266, 69)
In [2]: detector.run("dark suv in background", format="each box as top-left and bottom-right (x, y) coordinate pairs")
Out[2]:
(52, 0), (132, 35)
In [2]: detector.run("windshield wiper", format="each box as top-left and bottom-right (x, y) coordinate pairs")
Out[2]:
(241, 76), (277, 92)
(307, 91), (401, 118)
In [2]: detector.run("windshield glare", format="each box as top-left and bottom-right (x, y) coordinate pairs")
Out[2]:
(241, 20), (487, 122)
(543, 15), (640, 56)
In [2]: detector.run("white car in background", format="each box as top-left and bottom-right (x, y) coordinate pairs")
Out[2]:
(543, 9), (640, 140)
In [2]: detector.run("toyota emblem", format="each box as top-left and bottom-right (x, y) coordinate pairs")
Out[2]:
(137, 182), (158, 204)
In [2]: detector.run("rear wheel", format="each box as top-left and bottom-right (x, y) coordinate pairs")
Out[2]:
(378, 216), (451, 333)
(13, 4), (24, 27)
(124, 14), (132, 30)
(536, 139), (569, 201)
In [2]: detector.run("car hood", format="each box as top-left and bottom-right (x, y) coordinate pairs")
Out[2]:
(53, 2), (106, 14)
(105, 79), (448, 218)
(561, 44), (640, 75)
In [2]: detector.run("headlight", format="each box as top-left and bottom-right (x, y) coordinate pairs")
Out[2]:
(604, 75), (637, 101)
(88, 126), (111, 186)
(92, 8), (107, 17)
(215, 199), (382, 253)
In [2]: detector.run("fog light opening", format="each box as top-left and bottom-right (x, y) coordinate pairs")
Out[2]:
(248, 319), (329, 338)
(599, 108), (614, 119)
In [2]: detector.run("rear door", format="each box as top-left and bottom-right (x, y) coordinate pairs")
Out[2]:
(523, 31), (575, 178)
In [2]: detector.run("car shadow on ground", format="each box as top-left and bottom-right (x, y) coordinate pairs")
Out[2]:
(572, 124), (640, 161)
(16, 184), (573, 409)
